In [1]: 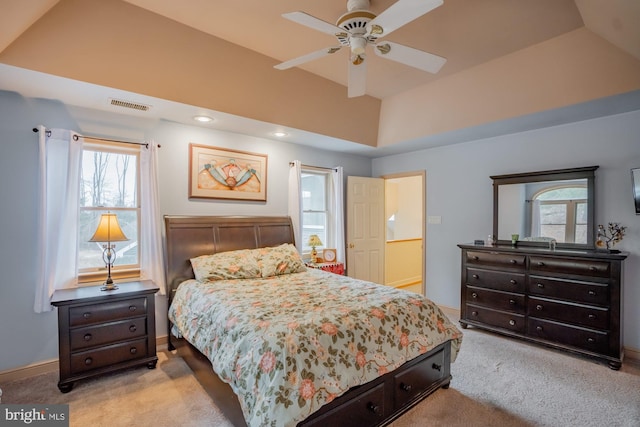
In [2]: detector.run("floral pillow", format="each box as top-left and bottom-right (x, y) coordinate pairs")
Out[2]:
(257, 243), (307, 278)
(190, 249), (261, 282)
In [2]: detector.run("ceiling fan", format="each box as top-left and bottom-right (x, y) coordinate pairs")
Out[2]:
(274, 0), (446, 98)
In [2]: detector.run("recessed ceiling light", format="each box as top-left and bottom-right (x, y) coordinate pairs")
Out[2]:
(272, 131), (289, 137)
(193, 115), (214, 123)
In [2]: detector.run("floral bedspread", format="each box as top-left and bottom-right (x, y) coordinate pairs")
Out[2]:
(169, 268), (462, 427)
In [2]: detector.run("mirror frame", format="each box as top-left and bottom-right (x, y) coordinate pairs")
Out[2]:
(491, 166), (599, 249)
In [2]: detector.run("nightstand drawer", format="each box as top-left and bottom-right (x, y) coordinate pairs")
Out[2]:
(69, 298), (147, 326)
(70, 338), (148, 374)
(70, 317), (147, 351)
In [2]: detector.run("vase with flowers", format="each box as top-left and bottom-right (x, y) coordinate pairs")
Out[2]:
(595, 223), (626, 252)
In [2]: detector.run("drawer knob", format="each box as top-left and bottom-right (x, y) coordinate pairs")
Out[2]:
(129, 305), (137, 312)
(471, 293), (478, 299)
(400, 382), (412, 392)
(472, 274), (479, 279)
(367, 402), (381, 415)
(432, 363), (442, 372)
(537, 283), (544, 289)
(510, 259), (517, 264)
(510, 279), (517, 285)
(83, 312), (91, 319)
(588, 314), (596, 320)
(509, 320), (516, 326)
(83, 333), (92, 341)
(587, 338), (595, 343)
(589, 266), (597, 271)
(537, 261), (545, 266)
(471, 311), (478, 316)
(536, 326), (543, 332)
(536, 304), (543, 311)
(588, 290), (596, 296)
(129, 325), (137, 333)
(130, 347), (138, 355)
(473, 256), (479, 261)
(509, 299), (516, 305)
(84, 357), (93, 366)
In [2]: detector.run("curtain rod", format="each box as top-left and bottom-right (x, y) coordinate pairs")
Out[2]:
(290, 162), (337, 172)
(32, 127), (160, 148)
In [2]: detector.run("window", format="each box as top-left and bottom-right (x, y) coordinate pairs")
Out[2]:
(78, 140), (140, 282)
(534, 186), (587, 244)
(301, 170), (332, 254)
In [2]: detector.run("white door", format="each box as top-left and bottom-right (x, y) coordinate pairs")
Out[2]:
(347, 176), (385, 282)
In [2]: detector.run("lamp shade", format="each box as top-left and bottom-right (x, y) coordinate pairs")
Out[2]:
(307, 234), (323, 247)
(89, 213), (129, 243)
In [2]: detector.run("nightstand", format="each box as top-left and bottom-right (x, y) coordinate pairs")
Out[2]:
(305, 261), (345, 275)
(51, 280), (159, 392)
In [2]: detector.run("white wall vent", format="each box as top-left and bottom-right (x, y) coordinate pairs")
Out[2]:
(109, 98), (151, 112)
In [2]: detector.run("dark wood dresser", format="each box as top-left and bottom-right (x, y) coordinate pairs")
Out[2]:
(458, 244), (627, 369)
(51, 280), (159, 392)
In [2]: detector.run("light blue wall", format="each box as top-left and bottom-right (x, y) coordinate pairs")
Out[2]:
(372, 110), (640, 352)
(0, 90), (372, 372)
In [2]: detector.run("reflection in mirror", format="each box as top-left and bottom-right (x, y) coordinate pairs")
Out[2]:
(492, 166), (598, 249)
(497, 179), (588, 243)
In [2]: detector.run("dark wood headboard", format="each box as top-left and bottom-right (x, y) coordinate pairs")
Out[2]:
(164, 215), (295, 299)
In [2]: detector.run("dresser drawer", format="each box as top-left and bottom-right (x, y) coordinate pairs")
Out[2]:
(301, 382), (386, 426)
(69, 298), (147, 327)
(528, 318), (609, 354)
(465, 268), (525, 293)
(394, 348), (445, 409)
(466, 286), (525, 313)
(465, 305), (525, 333)
(70, 338), (148, 374)
(70, 317), (147, 351)
(529, 276), (609, 306)
(529, 256), (610, 279)
(527, 297), (608, 330)
(466, 251), (525, 270)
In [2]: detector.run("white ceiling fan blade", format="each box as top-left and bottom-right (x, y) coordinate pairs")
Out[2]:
(274, 46), (342, 70)
(374, 41), (446, 74)
(368, 0), (443, 38)
(348, 56), (367, 98)
(282, 11), (345, 36)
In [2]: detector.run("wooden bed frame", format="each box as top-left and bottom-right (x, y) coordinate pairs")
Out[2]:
(164, 215), (453, 427)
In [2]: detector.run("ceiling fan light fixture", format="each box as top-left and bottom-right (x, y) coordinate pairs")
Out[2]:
(350, 36), (367, 55)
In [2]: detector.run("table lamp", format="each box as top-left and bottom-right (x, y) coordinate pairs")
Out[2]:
(307, 234), (323, 263)
(89, 212), (129, 291)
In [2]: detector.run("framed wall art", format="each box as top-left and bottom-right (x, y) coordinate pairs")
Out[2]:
(189, 143), (267, 201)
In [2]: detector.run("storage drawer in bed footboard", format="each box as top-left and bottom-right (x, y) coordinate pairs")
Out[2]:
(300, 382), (387, 427)
(393, 347), (446, 409)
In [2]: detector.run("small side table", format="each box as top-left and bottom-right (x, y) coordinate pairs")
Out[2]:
(306, 261), (345, 275)
(51, 280), (159, 392)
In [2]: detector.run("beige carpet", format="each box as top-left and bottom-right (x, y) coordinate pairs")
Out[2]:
(2, 326), (639, 427)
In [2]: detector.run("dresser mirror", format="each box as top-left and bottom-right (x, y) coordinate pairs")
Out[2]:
(491, 166), (598, 249)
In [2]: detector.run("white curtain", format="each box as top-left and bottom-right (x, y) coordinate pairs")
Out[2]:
(35, 127), (83, 313)
(140, 141), (166, 294)
(287, 160), (302, 251)
(531, 199), (541, 237)
(330, 167), (346, 264)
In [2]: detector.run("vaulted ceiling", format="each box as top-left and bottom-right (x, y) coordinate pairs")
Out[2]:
(1, 0), (640, 153)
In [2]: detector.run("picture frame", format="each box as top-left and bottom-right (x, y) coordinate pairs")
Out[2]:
(189, 143), (267, 201)
(322, 248), (337, 263)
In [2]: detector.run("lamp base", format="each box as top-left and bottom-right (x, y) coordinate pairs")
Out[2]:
(101, 284), (119, 291)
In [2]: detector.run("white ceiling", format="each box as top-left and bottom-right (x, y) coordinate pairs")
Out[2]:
(1, 0), (639, 155)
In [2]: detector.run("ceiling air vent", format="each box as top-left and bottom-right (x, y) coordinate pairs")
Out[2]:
(109, 98), (151, 112)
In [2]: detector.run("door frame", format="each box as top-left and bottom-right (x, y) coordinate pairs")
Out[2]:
(381, 171), (426, 295)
